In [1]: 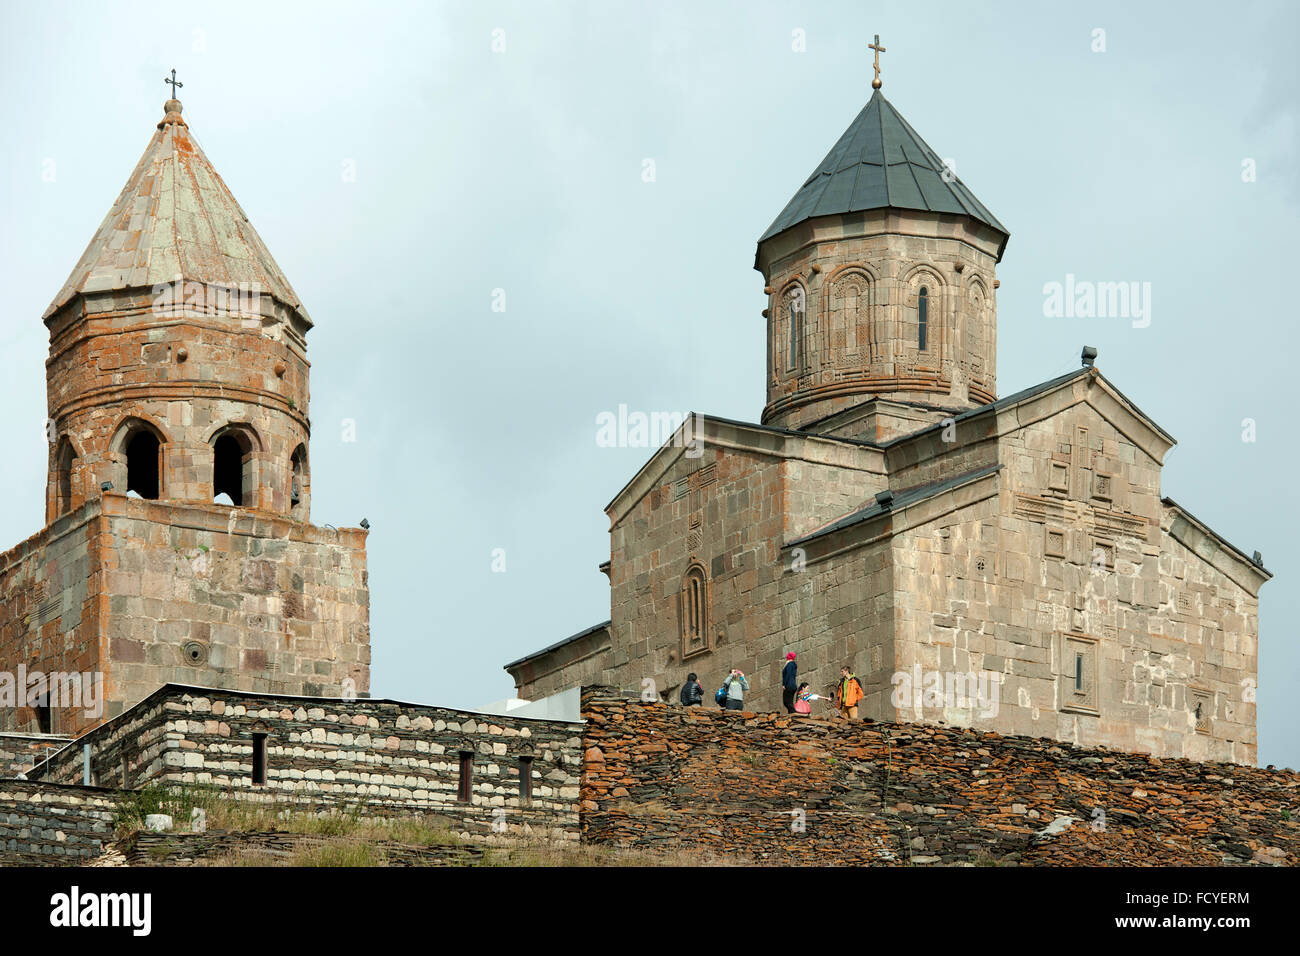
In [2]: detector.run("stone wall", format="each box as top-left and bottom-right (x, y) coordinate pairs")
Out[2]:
(0, 733), (72, 778)
(35, 685), (582, 841)
(0, 505), (102, 736)
(99, 494), (370, 712)
(0, 781), (119, 864)
(0, 493), (370, 737)
(579, 690), (1298, 866)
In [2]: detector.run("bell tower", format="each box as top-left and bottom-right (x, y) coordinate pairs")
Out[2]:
(43, 94), (313, 524)
(0, 85), (369, 737)
(755, 48), (1009, 436)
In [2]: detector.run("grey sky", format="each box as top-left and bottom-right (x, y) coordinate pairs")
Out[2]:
(1, 1), (1295, 768)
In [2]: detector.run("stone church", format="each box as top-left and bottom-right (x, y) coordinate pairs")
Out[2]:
(0, 95), (370, 737)
(505, 80), (1271, 765)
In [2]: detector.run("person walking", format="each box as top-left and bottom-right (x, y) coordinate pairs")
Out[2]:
(781, 652), (799, 713)
(679, 672), (704, 706)
(722, 669), (750, 711)
(835, 664), (864, 720)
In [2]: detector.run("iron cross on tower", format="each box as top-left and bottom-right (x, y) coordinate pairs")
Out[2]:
(869, 34), (886, 90)
(164, 69), (183, 98)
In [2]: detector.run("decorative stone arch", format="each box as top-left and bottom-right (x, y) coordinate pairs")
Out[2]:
(964, 276), (991, 388)
(900, 264), (947, 371)
(107, 415), (170, 500)
(821, 264), (880, 369)
(52, 435), (81, 516)
(774, 279), (809, 381)
(207, 422), (262, 508)
(679, 561), (711, 661)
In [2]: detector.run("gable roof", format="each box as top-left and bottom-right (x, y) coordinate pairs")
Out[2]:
(868, 366), (1176, 454)
(787, 463), (1002, 549)
(758, 90), (1008, 254)
(44, 98), (309, 326)
(503, 620), (612, 671)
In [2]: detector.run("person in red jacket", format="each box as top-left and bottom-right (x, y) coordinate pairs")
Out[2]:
(781, 652), (798, 713)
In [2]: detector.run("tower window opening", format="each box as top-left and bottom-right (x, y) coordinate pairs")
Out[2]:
(125, 431), (161, 500)
(55, 439), (78, 515)
(918, 286), (929, 351)
(787, 301), (802, 371)
(33, 690), (53, 734)
(213, 434), (245, 506)
(290, 444), (307, 513)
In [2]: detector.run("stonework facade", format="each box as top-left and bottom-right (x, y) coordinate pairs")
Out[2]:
(32, 685), (582, 842)
(506, 89), (1271, 766)
(0, 98), (369, 736)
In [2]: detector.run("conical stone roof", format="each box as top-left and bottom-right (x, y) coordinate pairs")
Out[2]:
(758, 90), (1008, 254)
(44, 98), (310, 325)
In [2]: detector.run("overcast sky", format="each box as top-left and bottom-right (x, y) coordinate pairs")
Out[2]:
(1, 0), (1295, 768)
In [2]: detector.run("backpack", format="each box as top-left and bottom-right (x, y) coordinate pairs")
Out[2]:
(715, 682), (729, 707)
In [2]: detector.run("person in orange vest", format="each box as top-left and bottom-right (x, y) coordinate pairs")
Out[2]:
(835, 664), (864, 719)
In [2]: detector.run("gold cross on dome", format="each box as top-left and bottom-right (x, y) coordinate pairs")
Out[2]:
(869, 34), (886, 90)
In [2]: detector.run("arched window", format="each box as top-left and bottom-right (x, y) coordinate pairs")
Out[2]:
(788, 302), (801, 370)
(290, 443), (308, 514)
(827, 269), (874, 366)
(918, 286), (929, 352)
(211, 426), (258, 506)
(54, 438), (78, 515)
(125, 431), (161, 499)
(779, 283), (806, 374)
(679, 563), (710, 660)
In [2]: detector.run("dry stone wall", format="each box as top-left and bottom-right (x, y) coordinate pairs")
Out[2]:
(0, 734), (72, 778)
(0, 781), (119, 864)
(579, 690), (1298, 866)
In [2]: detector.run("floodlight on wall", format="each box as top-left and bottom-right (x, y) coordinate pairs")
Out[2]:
(874, 489), (895, 511)
(1252, 551), (1264, 568)
(1081, 346), (1098, 368)
(360, 519), (370, 530)
(100, 481), (113, 492)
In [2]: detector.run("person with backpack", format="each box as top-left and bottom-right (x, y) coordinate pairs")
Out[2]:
(719, 668), (749, 711)
(781, 652), (798, 713)
(679, 672), (704, 706)
(836, 664), (864, 719)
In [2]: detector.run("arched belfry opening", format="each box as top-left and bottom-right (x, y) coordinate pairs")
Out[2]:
(125, 430), (161, 500)
(211, 425), (259, 507)
(54, 438), (79, 515)
(290, 443), (308, 516)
